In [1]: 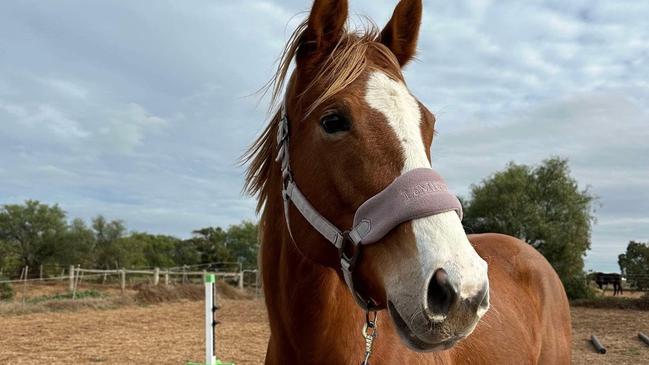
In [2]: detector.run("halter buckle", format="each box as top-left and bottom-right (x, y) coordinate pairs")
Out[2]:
(339, 230), (362, 271)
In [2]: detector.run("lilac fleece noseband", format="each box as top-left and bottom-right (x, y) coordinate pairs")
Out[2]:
(276, 105), (462, 309)
(350, 168), (462, 245)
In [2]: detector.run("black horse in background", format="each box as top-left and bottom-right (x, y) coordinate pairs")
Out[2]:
(594, 272), (623, 296)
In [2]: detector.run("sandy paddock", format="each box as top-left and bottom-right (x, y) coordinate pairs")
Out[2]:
(1, 298), (648, 364)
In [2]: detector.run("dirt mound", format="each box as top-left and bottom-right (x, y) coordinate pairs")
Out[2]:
(134, 284), (203, 304)
(134, 282), (250, 304)
(216, 281), (252, 300)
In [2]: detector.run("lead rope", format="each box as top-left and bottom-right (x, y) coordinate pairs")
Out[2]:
(360, 310), (378, 365)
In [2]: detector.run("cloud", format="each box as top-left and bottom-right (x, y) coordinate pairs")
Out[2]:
(98, 103), (168, 153)
(44, 79), (89, 99)
(0, 0), (647, 272)
(430, 90), (649, 271)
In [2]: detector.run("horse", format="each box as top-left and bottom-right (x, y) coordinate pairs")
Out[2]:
(594, 272), (623, 296)
(243, 0), (572, 363)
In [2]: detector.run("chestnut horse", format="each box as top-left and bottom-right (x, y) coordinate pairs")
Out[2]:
(244, 0), (571, 363)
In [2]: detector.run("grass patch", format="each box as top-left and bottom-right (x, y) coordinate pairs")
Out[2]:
(0, 281), (251, 316)
(0, 297), (126, 315)
(623, 347), (642, 357)
(28, 290), (103, 303)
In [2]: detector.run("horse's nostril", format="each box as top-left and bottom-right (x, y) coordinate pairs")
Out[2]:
(426, 268), (458, 321)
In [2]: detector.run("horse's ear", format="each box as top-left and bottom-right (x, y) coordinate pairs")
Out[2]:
(296, 0), (348, 65)
(379, 0), (423, 67)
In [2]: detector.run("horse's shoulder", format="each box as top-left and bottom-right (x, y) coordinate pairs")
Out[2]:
(466, 233), (571, 361)
(467, 233), (559, 285)
(468, 233), (541, 263)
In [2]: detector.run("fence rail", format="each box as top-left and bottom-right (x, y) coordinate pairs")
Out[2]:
(1, 265), (260, 299)
(69, 266), (250, 293)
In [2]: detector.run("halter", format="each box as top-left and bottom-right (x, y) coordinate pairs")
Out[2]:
(275, 101), (463, 311)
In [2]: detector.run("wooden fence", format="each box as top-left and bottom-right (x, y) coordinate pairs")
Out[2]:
(68, 266), (250, 294)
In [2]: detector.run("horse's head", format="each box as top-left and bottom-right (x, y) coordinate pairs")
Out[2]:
(259, 0), (489, 352)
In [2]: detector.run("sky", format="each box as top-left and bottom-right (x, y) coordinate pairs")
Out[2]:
(0, 0), (647, 272)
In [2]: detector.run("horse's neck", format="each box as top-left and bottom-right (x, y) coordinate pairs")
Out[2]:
(260, 200), (365, 362)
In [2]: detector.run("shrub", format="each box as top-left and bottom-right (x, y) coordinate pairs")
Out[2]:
(562, 273), (594, 300)
(0, 276), (14, 301)
(571, 293), (649, 311)
(639, 292), (649, 310)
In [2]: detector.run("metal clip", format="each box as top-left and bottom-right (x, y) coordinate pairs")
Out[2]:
(275, 143), (286, 162)
(360, 310), (378, 365)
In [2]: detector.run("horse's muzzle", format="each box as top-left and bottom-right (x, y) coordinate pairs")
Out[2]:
(387, 265), (490, 352)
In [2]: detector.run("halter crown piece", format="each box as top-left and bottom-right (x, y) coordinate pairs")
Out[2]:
(275, 101), (463, 310)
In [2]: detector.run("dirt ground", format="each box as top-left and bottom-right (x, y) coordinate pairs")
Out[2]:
(0, 299), (268, 365)
(1, 298), (649, 364)
(571, 306), (649, 365)
(595, 287), (645, 298)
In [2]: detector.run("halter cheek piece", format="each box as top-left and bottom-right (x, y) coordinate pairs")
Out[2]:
(275, 103), (463, 310)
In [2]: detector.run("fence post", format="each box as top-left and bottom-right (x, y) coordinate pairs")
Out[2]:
(154, 268), (160, 286)
(69, 265), (75, 292)
(204, 274), (217, 365)
(120, 269), (126, 294)
(39, 264), (43, 281)
(165, 270), (170, 286)
(77, 266), (84, 287)
(239, 271), (244, 290)
(22, 266), (29, 304)
(72, 266), (80, 300)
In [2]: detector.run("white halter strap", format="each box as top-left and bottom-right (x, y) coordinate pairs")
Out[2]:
(275, 105), (375, 308)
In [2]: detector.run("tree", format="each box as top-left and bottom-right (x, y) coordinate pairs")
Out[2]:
(183, 222), (259, 268)
(54, 218), (95, 268)
(223, 221), (259, 288)
(0, 198), (260, 275)
(185, 227), (232, 264)
(619, 241), (649, 290)
(463, 157), (596, 299)
(109, 236), (147, 268)
(172, 239), (200, 266)
(0, 239), (19, 273)
(225, 221), (259, 269)
(128, 233), (180, 268)
(0, 200), (68, 276)
(91, 215), (128, 269)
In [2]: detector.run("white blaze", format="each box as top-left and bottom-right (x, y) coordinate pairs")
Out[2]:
(364, 71), (487, 299)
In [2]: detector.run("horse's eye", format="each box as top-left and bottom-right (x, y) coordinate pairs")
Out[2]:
(320, 113), (351, 134)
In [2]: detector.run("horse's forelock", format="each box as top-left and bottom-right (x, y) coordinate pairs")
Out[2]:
(243, 18), (401, 212)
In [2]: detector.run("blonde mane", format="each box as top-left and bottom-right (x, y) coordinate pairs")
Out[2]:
(242, 19), (401, 212)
